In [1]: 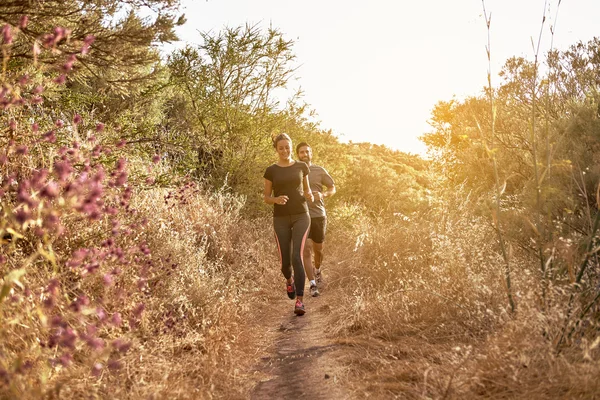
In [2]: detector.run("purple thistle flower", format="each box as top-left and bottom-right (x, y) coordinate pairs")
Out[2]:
(31, 96), (43, 104)
(32, 122), (39, 132)
(91, 363), (103, 377)
(115, 171), (127, 186)
(50, 315), (67, 328)
(59, 328), (77, 349)
(85, 262), (100, 274)
(107, 359), (122, 371)
(112, 339), (132, 354)
(53, 74), (66, 85)
(43, 130), (56, 143)
(53, 160), (73, 182)
(62, 54), (76, 72)
(95, 123), (104, 132)
(18, 74), (29, 85)
(58, 353), (73, 367)
(55, 119), (64, 128)
(67, 248), (88, 268)
(8, 119), (16, 131)
(43, 212), (60, 230)
(97, 307), (108, 323)
(2, 24), (13, 45)
(85, 336), (104, 351)
(32, 85), (43, 95)
(81, 35), (95, 55)
(152, 154), (161, 164)
(15, 208), (31, 224)
(16, 145), (28, 155)
(41, 181), (59, 199)
(110, 312), (122, 327)
(30, 169), (49, 190)
(92, 145), (102, 157)
(19, 15), (28, 29)
(102, 273), (114, 286)
(73, 114), (82, 125)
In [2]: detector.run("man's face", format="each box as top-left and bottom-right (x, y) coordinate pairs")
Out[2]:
(297, 146), (312, 163)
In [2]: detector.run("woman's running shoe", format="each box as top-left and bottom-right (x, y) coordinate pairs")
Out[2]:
(310, 283), (320, 297)
(294, 300), (305, 315)
(286, 280), (296, 299)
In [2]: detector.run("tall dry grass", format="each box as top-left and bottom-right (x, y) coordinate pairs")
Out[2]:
(323, 188), (600, 399)
(1, 170), (280, 399)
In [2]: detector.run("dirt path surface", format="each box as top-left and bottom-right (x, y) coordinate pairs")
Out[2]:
(250, 286), (351, 400)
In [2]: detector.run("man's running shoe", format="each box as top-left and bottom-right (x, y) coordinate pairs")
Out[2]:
(314, 268), (322, 283)
(310, 283), (320, 297)
(294, 300), (305, 315)
(286, 280), (296, 300)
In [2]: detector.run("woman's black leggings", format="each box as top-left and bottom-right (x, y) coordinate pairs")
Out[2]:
(273, 213), (311, 297)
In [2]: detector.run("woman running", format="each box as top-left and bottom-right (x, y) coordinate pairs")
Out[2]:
(263, 133), (313, 315)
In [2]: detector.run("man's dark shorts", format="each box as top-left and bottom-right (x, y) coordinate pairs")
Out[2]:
(308, 216), (327, 243)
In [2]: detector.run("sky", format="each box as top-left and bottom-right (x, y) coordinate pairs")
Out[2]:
(165, 0), (600, 155)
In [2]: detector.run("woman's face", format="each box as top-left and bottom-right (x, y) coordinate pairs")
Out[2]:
(276, 139), (292, 160)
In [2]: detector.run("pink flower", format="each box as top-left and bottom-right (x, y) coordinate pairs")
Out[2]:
(55, 119), (64, 127)
(91, 363), (103, 377)
(107, 359), (122, 371)
(86, 336), (104, 351)
(2, 24), (13, 45)
(102, 273), (114, 286)
(81, 35), (95, 55)
(53, 74), (66, 85)
(95, 123), (104, 132)
(152, 154), (161, 164)
(18, 74), (29, 85)
(19, 16), (28, 29)
(53, 160), (73, 181)
(40, 181), (59, 199)
(16, 145), (28, 155)
(112, 339), (132, 354)
(110, 313), (122, 327)
(73, 114), (82, 125)
(62, 54), (76, 72)
(15, 209), (31, 224)
(58, 353), (73, 367)
(59, 328), (77, 349)
(43, 130), (56, 143)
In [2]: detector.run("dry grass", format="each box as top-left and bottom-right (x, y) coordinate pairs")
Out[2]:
(321, 196), (600, 399)
(0, 169), (282, 399)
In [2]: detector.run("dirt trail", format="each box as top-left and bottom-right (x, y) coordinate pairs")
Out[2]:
(250, 285), (350, 400)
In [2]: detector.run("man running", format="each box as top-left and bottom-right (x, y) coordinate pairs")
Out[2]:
(296, 142), (336, 297)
